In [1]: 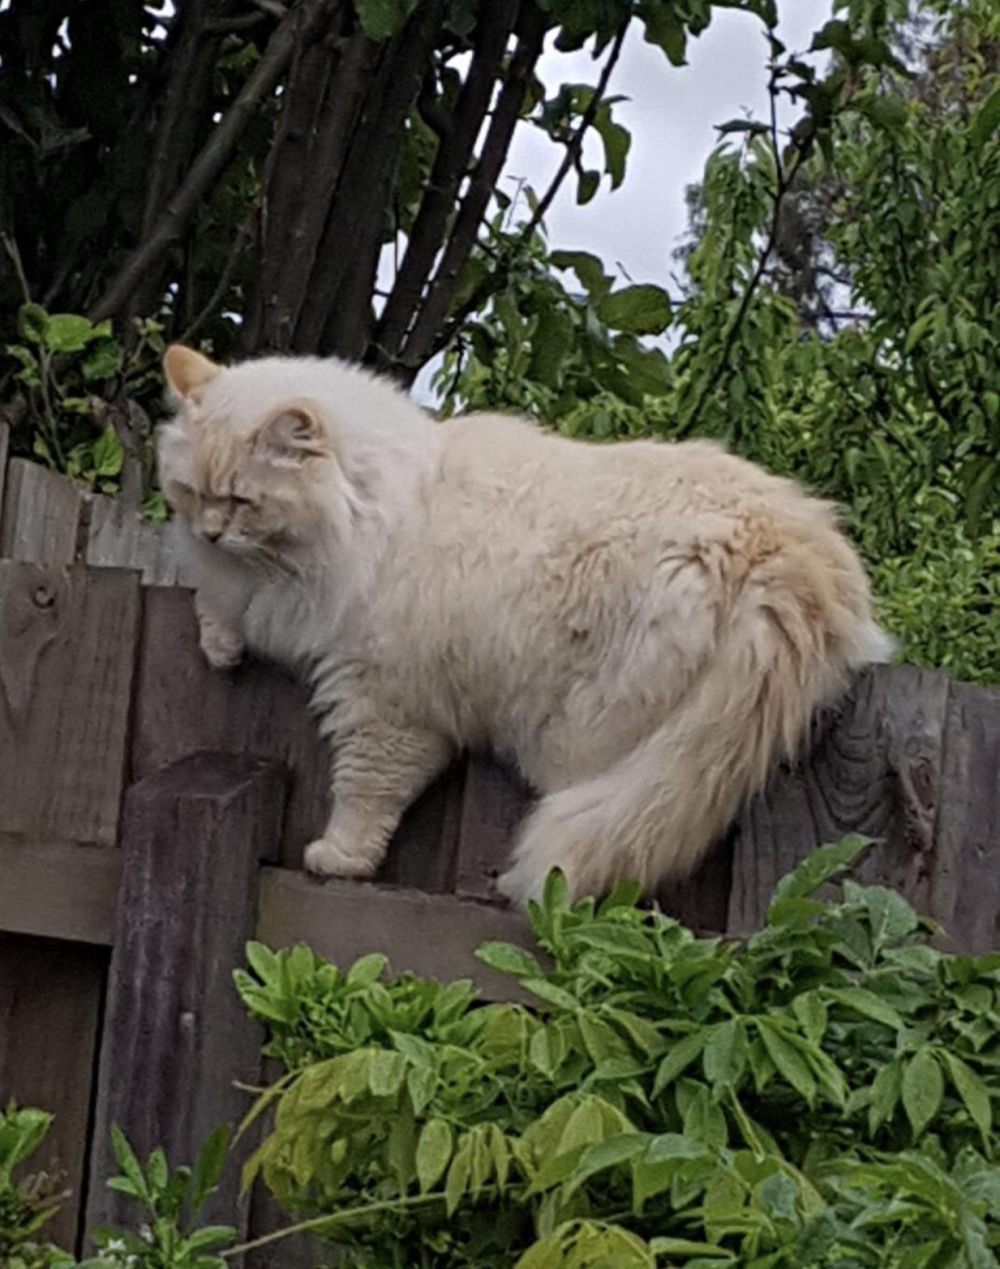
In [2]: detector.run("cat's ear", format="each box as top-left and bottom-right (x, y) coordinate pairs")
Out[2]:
(256, 406), (328, 466)
(164, 344), (221, 399)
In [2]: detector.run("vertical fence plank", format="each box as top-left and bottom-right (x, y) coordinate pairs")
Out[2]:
(928, 682), (1000, 952)
(132, 588), (329, 864)
(0, 459), (83, 564)
(0, 933), (107, 1252)
(0, 420), (9, 526)
(379, 763), (466, 892)
(86, 495), (184, 585)
(726, 665), (951, 935)
(85, 753), (287, 1241)
(453, 756), (532, 900)
(0, 563), (140, 846)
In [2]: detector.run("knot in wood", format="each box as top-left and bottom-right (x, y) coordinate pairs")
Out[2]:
(32, 584), (54, 608)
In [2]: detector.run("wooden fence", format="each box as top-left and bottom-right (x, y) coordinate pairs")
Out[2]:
(1, 435), (998, 1264)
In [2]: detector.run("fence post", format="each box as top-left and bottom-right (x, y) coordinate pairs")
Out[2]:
(85, 751), (287, 1241)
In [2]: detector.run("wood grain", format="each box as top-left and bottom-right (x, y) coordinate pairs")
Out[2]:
(929, 682), (1000, 952)
(86, 495), (185, 585)
(0, 563), (141, 846)
(0, 933), (106, 1251)
(86, 754), (287, 1242)
(0, 459), (83, 564)
(379, 762), (466, 892)
(454, 754), (532, 900)
(258, 868), (539, 1002)
(0, 420), (9, 525)
(0, 839), (120, 944)
(727, 665), (951, 934)
(132, 586), (329, 861)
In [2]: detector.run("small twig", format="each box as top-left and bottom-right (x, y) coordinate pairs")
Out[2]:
(178, 204), (260, 344)
(675, 130), (811, 440)
(2, 231), (33, 306)
(521, 21), (628, 240)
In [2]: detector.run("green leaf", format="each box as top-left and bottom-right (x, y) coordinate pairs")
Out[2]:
(652, 1032), (706, 1096)
(347, 953), (388, 985)
(862, 94), (908, 134)
(444, 1134), (471, 1215)
(597, 284), (671, 335)
(715, 119), (772, 137)
(703, 1020), (747, 1089)
(416, 1119), (453, 1194)
(17, 302), (49, 344)
(825, 987), (903, 1030)
(770, 837), (872, 907)
(941, 1052), (992, 1140)
(184, 1225), (236, 1253)
(475, 942), (542, 978)
(756, 1021), (816, 1106)
(550, 250), (611, 297)
(901, 1049), (944, 1138)
(110, 1126), (148, 1201)
(44, 313), (98, 353)
(640, 5), (687, 66)
(91, 426), (124, 478)
(193, 1124), (231, 1209)
(354, 0), (419, 41)
(970, 85), (1000, 149)
(82, 338), (120, 382)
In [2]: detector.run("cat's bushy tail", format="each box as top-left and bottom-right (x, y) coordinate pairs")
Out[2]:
(497, 555), (893, 907)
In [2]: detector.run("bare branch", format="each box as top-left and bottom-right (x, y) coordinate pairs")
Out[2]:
(393, 2), (547, 377)
(521, 21), (627, 239)
(376, 0), (519, 363)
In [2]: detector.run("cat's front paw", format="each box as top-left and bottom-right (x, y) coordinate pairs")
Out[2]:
(199, 624), (245, 671)
(303, 836), (379, 880)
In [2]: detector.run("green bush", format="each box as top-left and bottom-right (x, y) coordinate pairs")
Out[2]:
(235, 839), (1000, 1267)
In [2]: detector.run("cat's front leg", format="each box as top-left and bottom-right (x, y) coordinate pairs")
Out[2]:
(195, 593), (246, 670)
(304, 723), (452, 880)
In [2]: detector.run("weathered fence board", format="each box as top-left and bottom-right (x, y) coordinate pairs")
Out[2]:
(0, 563), (141, 846)
(0, 421), (9, 526)
(87, 494), (183, 585)
(87, 754), (287, 1241)
(929, 682), (1000, 951)
(0, 458), (83, 564)
(132, 587), (329, 862)
(258, 870), (538, 1001)
(0, 840), (120, 944)
(726, 665), (952, 935)
(455, 756), (532, 901)
(0, 934), (107, 1250)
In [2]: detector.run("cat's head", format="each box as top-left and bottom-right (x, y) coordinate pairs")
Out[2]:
(157, 345), (356, 559)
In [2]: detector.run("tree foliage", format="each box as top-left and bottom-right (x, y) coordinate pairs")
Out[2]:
(439, 0), (1000, 681)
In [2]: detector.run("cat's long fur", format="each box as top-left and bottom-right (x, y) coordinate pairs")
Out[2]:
(158, 346), (893, 904)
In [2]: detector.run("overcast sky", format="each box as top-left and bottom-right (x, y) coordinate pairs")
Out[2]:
(413, 0), (831, 399)
(504, 0), (831, 289)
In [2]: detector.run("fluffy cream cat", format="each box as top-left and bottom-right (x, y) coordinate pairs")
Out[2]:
(157, 344), (892, 905)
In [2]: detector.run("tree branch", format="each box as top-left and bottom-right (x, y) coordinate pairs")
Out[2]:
(90, 0), (339, 324)
(392, 1), (547, 378)
(520, 20), (627, 239)
(294, 0), (447, 354)
(375, 0), (519, 363)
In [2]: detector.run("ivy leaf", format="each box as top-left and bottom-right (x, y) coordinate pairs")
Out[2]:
(901, 1050), (944, 1138)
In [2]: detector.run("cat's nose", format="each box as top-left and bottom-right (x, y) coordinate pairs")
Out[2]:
(203, 527), (222, 543)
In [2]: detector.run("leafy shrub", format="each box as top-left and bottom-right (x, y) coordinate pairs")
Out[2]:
(0, 1104), (72, 1269)
(236, 839), (1000, 1267)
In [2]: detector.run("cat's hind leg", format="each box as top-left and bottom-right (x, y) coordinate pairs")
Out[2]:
(304, 723), (452, 880)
